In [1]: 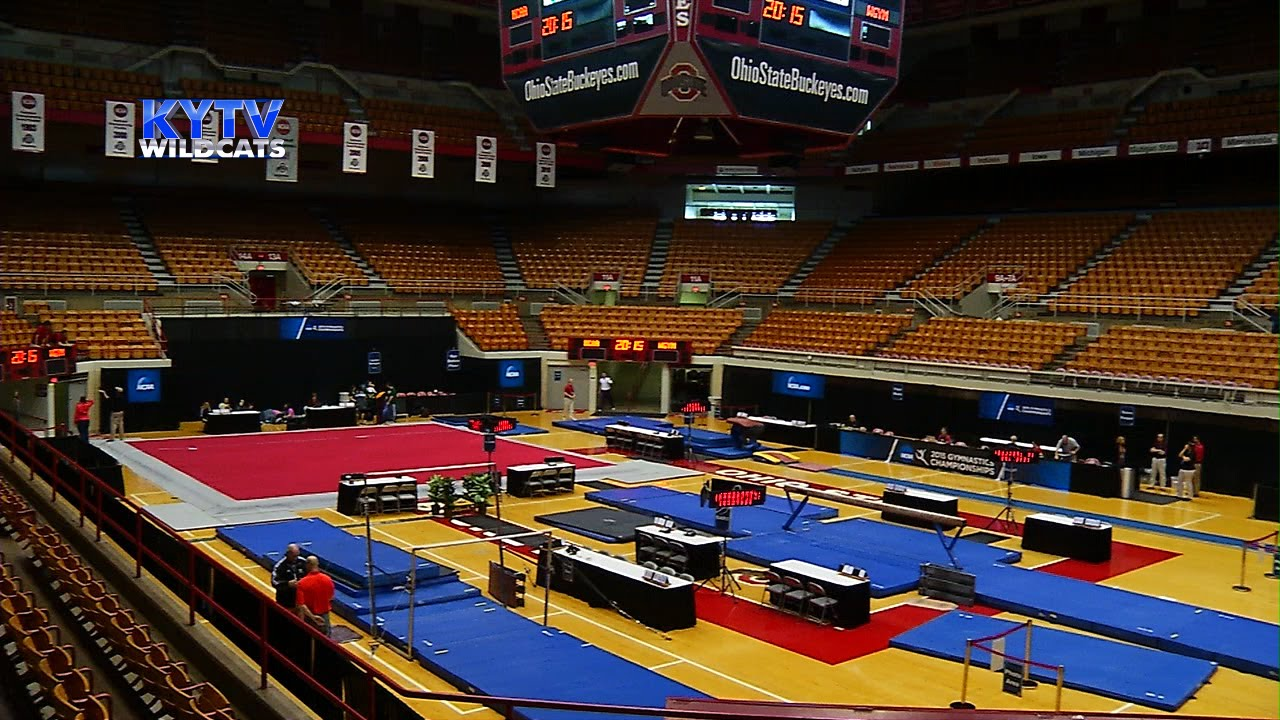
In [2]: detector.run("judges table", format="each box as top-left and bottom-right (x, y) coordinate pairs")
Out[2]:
(336, 475), (419, 515)
(537, 546), (696, 631)
(604, 424), (685, 460)
(881, 486), (959, 527)
(1021, 512), (1112, 562)
(506, 462), (575, 498)
(634, 525), (723, 580)
(304, 405), (358, 429)
(203, 411), (261, 435)
(746, 416), (818, 448)
(769, 559), (870, 628)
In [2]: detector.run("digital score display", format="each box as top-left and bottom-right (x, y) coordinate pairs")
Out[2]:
(467, 415), (519, 434)
(2, 346), (75, 380)
(701, 477), (767, 509)
(539, 0), (617, 59)
(569, 338), (690, 363)
(992, 446), (1042, 465)
(760, 0), (855, 62)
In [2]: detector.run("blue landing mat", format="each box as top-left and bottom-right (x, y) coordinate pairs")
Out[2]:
(216, 518), (443, 590)
(584, 486), (837, 537)
(726, 519), (1020, 598)
(333, 577), (480, 618)
(974, 561), (1280, 680)
(552, 416), (674, 435)
(891, 611), (1217, 711)
(358, 598), (707, 720)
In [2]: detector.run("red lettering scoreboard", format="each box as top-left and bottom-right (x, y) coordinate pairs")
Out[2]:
(500, 0), (901, 155)
(569, 337), (691, 363)
(2, 346), (75, 381)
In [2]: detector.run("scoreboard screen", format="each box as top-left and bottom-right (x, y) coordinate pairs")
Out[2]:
(499, 0), (900, 146)
(569, 338), (690, 363)
(2, 346), (76, 380)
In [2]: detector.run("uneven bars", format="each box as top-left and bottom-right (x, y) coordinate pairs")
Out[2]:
(781, 484), (967, 529)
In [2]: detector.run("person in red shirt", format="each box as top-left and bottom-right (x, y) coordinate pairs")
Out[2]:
(73, 396), (94, 443)
(562, 380), (575, 420)
(32, 320), (53, 347)
(294, 556), (335, 636)
(1191, 436), (1205, 497)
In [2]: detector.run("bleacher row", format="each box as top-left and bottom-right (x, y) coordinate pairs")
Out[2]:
(453, 307), (1278, 390)
(0, 479), (237, 720)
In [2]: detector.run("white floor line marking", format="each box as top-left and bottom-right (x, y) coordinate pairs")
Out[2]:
(1175, 513), (1221, 529)
(1027, 558), (1065, 570)
(648, 660), (683, 671)
(346, 643), (478, 715)
(1110, 702), (1136, 713)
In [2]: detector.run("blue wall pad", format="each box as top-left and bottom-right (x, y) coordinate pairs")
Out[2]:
(359, 598), (708, 720)
(890, 611), (1217, 711)
(584, 486), (837, 537)
(726, 519), (1020, 598)
(217, 517), (443, 590)
(974, 561), (1280, 680)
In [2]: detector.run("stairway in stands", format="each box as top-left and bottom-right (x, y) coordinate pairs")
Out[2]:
(890, 218), (996, 298)
(310, 208), (387, 290)
(1215, 235), (1280, 310)
(778, 221), (850, 298)
(519, 314), (550, 350)
(640, 219), (673, 295)
(1047, 332), (1100, 370)
(1045, 212), (1148, 297)
(716, 309), (763, 353)
(113, 196), (175, 289)
(491, 221), (526, 292)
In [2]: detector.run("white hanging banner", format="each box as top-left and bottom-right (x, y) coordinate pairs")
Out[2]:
(475, 135), (497, 184)
(343, 121), (368, 174)
(192, 108), (220, 164)
(104, 101), (136, 158)
(1186, 137), (1213, 154)
(11, 91), (45, 153)
(266, 116), (299, 183)
(535, 142), (556, 188)
(412, 129), (435, 179)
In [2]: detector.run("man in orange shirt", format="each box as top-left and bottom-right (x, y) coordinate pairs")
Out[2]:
(294, 556), (335, 636)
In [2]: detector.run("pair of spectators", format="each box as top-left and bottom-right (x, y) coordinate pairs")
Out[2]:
(31, 320), (72, 348)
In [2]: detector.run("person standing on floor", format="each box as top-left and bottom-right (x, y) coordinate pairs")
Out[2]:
(295, 556), (335, 635)
(1148, 433), (1168, 489)
(1115, 436), (1127, 467)
(270, 543), (308, 611)
(1191, 436), (1204, 497)
(73, 396), (94, 443)
(99, 385), (125, 441)
(562, 379), (576, 420)
(598, 372), (614, 410)
(1175, 439), (1196, 500)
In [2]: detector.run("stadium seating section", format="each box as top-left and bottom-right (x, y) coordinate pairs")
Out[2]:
(880, 317), (1086, 369)
(178, 79), (347, 135)
(660, 222), (825, 295)
(1053, 209), (1276, 314)
(800, 217), (984, 300)
(25, 305), (162, 360)
(141, 199), (366, 287)
(452, 304), (529, 351)
(512, 214), (656, 294)
(539, 306), (742, 355)
(1067, 326), (1279, 389)
(0, 59), (162, 114)
(0, 479), (238, 719)
(743, 310), (913, 356)
(341, 213), (504, 294)
(1128, 89), (1279, 144)
(1238, 261), (1279, 309)
(0, 313), (34, 348)
(0, 193), (156, 293)
(905, 213), (1130, 300)
(845, 125), (967, 162)
(965, 108), (1119, 156)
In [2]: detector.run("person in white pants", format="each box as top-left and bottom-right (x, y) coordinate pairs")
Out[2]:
(1175, 440), (1196, 500)
(562, 380), (575, 420)
(1148, 433), (1168, 489)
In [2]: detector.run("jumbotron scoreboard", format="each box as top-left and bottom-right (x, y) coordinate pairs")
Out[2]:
(500, 0), (901, 154)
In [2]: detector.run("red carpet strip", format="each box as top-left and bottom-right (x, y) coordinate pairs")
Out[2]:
(694, 587), (945, 665)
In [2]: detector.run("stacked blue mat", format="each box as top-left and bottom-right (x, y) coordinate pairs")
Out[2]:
(728, 518), (1021, 598)
(584, 486), (837, 537)
(552, 416), (760, 458)
(891, 611), (1217, 711)
(552, 415), (674, 434)
(216, 518), (480, 617)
(356, 599), (706, 720)
(971, 561), (1280, 680)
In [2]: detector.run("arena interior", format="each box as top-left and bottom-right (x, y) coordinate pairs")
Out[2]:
(0, 1), (1278, 720)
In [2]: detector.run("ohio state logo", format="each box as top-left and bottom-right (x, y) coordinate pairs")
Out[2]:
(113, 103), (130, 118)
(20, 94), (37, 109)
(275, 119), (292, 135)
(659, 63), (707, 102)
(348, 124), (362, 138)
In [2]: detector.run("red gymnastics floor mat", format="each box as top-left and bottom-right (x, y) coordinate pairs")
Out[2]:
(130, 423), (609, 501)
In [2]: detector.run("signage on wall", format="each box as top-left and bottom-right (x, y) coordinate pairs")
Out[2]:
(445, 349), (462, 372)
(1118, 405), (1135, 427)
(367, 351), (382, 375)
(280, 317), (348, 340)
(771, 371), (825, 399)
(126, 369), (162, 404)
(893, 439), (1004, 480)
(498, 359), (525, 388)
(978, 392), (1054, 426)
(891, 383), (904, 401)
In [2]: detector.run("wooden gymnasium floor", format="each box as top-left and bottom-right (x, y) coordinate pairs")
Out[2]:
(118, 412), (1279, 719)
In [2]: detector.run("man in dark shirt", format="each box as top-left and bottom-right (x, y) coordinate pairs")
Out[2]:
(1148, 433), (1167, 489)
(270, 543), (308, 609)
(98, 385), (125, 441)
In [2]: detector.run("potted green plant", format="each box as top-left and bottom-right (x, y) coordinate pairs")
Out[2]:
(462, 472), (497, 515)
(427, 474), (458, 517)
